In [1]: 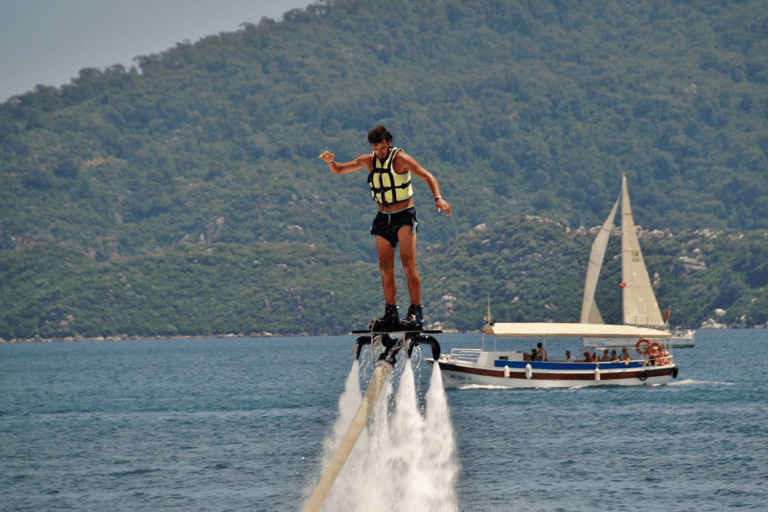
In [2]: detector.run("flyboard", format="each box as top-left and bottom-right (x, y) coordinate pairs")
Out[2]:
(302, 321), (441, 512)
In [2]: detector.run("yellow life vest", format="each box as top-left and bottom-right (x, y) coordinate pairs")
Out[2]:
(368, 147), (413, 206)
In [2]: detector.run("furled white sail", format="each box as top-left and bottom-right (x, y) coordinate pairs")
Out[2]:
(580, 197), (620, 324)
(620, 174), (665, 328)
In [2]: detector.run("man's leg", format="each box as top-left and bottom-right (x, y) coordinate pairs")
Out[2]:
(376, 235), (397, 305)
(397, 226), (420, 306)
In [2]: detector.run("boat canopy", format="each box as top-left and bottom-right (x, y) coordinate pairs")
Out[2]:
(483, 322), (671, 339)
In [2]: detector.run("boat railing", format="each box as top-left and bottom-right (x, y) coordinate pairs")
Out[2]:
(449, 348), (482, 364)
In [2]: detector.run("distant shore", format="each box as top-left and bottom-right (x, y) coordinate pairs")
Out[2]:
(0, 332), (316, 343)
(4, 325), (767, 344)
(0, 328), (465, 344)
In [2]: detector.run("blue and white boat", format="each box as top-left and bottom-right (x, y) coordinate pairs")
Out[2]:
(429, 174), (686, 388)
(432, 322), (678, 389)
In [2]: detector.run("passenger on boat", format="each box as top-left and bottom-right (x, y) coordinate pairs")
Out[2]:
(537, 342), (548, 361)
(610, 350), (620, 362)
(598, 349), (610, 361)
(531, 348), (543, 361)
(621, 348), (631, 361)
(583, 351), (595, 362)
(565, 350), (578, 362)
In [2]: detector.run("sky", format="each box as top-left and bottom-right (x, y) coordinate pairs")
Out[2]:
(0, 0), (313, 103)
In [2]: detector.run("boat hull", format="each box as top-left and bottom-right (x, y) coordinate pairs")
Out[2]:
(434, 359), (676, 389)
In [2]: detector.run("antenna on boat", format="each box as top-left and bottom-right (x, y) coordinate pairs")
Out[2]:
(482, 298), (493, 352)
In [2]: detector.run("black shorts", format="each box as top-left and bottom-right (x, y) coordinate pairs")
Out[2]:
(370, 207), (418, 248)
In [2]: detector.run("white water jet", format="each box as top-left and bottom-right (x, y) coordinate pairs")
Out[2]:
(320, 359), (362, 465)
(310, 356), (459, 512)
(419, 363), (460, 511)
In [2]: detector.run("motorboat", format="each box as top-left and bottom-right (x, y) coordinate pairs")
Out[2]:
(431, 321), (678, 389)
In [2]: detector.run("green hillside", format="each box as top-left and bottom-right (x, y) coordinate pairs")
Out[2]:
(2, 0), (767, 339)
(3, 214), (766, 340)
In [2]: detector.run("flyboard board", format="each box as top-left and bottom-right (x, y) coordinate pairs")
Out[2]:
(301, 323), (441, 512)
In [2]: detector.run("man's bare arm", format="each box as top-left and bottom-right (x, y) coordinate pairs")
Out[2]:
(395, 152), (452, 215)
(319, 151), (371, 175)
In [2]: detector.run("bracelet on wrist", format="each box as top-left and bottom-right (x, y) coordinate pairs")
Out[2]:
(434, 196), (442, 201)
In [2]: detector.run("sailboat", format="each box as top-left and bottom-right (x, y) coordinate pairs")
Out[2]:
(426, 174), (682, 389)
(581, 174), (695, 348)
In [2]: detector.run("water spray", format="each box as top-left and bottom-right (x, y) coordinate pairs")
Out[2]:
(302, 331), (441, 512)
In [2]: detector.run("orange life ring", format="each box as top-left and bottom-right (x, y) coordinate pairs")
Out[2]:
(635, 339), (649, 355)
(647, 341), (663, 358)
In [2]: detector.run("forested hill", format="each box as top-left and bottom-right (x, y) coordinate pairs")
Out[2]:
(2, 0), (768, 340)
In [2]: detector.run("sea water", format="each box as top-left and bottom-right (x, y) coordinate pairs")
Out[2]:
(1, 330), (767, 511)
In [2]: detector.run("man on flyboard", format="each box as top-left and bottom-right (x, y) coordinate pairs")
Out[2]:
(319, 125), (452, 330)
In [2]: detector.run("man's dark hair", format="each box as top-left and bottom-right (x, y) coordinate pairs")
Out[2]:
(367, 125), (393, 145)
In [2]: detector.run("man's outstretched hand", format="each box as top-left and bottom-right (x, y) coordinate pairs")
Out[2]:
(436, 198), (452, 215)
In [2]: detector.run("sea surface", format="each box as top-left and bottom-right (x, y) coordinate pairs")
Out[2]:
(1, 329), (766, 511)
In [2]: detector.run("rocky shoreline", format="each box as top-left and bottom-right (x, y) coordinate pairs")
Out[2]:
(0, 327), (464, 344)
(0, 324), (762, 344)
(0, 333), (283, 344)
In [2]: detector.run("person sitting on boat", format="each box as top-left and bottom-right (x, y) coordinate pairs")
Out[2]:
(610, 350), (620, 362)
(565, 350), (578, 362)
(537, 342), (548, 361)
(583, 351), (595, 362)
(531, 348), (543, 361)
(599, 349), (610, 361)
(621, 348), (632, 361)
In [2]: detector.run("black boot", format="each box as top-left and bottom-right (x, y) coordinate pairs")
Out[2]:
(371, 304), (399, 330)
(401, 304), (423, 330)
